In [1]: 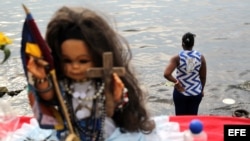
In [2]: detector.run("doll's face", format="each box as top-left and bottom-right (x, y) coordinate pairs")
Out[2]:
(61, 39), (94, 81)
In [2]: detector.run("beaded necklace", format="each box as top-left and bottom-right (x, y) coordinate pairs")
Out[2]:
(63, 80), (104, 101)
(63, 79), (106, 141)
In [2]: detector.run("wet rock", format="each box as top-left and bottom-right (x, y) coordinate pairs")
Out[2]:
(7, 90), (23, 97)
(0, 86), (8, 97)
(232, 109), (249, 118)
(0, 86), (25, 97)
(228, 81), (250, 91)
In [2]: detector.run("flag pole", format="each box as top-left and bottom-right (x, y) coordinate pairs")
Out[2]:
(50, 70), (79, 141)
(22, 4), (79, 141)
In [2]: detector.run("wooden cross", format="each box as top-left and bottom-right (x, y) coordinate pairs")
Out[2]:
(86, 52), (125, 117)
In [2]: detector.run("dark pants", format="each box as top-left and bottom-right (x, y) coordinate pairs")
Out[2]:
(173, 89), (202, 115)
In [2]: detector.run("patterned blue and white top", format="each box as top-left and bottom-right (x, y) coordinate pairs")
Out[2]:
(176, 50), (202, 96)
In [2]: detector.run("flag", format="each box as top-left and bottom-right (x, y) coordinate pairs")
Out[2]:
(21, 5), (53, 75)
(20, 4), (63, 130)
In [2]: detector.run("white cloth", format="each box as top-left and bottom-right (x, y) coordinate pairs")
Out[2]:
(72, 81), (116, 138)
(2, 118), (58, 141)
(4, 115), (185, 141)
(106, 115), (185, 141)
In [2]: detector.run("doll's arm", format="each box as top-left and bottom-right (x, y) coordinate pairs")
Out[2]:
(27, 56), (55, 101)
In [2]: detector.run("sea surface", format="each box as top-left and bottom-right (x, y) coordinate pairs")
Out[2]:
(0, 0), (250, 117)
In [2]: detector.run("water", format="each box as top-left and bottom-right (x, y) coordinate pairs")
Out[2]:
(0, 0), (250, 116)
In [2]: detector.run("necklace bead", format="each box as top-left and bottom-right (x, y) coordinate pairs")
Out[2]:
(63, 79), (106, 141)
(64, 80), (104, 101)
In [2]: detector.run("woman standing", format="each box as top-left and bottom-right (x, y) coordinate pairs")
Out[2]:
(164, 32), (207, 115)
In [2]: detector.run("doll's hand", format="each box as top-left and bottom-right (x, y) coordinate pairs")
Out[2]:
(27, 56), (48, 79)
(113, 73), (124, 103)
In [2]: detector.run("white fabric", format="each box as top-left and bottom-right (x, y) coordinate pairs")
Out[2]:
(104, 117), (116, 139)
(2, 118), (58, 141)
(72, 81), (94, 119)
(4, 115), (186, 141)
(72, 81), (117, 138)
(106, 115), (185, 141)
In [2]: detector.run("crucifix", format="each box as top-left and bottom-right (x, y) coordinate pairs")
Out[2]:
(86, 52), (126, 117)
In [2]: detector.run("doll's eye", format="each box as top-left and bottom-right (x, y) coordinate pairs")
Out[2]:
(79, 59), (90, 64)
(63, 59), (72, 64)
